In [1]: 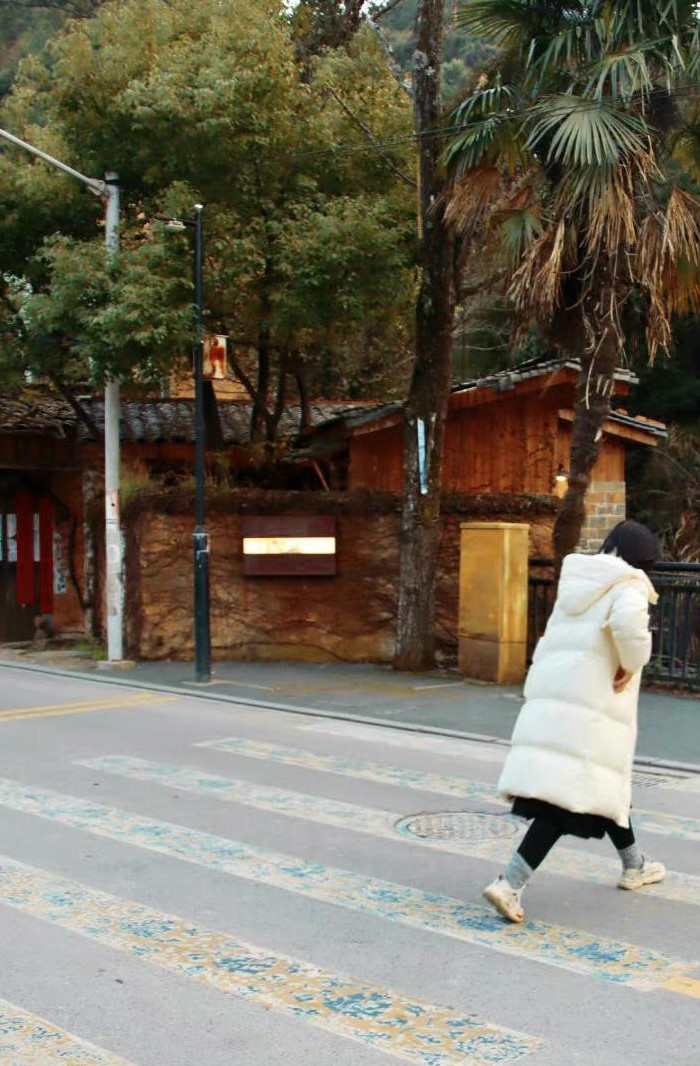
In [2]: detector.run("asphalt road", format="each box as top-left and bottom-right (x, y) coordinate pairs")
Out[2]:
(0, 663), (698, 1066)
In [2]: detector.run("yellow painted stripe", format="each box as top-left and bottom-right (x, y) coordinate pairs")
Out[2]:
(0, 856), (541, 1064)
(0, 694), (155, 716)
(0, 997), (138, 1064)
(197, 736), (700, 844)
(0, 693), (172, 722)
(82, 756), (700, 909)
(662, 976), (700, 999)
(0, 775), (691, 991)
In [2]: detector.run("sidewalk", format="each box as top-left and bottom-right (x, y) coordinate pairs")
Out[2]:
(2, 647), (699, 769)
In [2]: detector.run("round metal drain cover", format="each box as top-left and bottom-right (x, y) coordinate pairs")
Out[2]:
(632, 770), (688, 790)
(396, 810), (520, 843)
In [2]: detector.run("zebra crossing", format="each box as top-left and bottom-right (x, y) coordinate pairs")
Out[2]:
(0, 776), (691, 990)
(0, 677), (699, 1064)
(0, 999), (139, 1065)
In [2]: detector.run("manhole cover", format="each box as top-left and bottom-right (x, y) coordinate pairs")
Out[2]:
(632, 770), (689, 790)
(396, 810), (520, 843)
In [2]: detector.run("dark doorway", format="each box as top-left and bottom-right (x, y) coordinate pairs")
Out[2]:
(0, 485), (54, 644)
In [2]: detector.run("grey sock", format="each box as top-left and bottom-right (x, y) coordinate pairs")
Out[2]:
(619, 844), (643, 870)
(504, 851), (534, 890)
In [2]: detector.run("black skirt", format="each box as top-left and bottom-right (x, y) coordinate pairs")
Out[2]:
(511, 797), (615, 840)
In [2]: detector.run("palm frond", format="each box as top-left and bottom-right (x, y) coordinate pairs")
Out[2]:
(445, 166), (504, 236)
(492, 203), (543, 266)
(454, 0), (539, 50)
(584, 164), (637, 255)
(451, 81), (519, 122)
(509, 218), (576, 318)
(686, 20), (700, 77)
(636, 186), (700, 360)
(528, 95), (649, 167)
(529, 17), (602, 77)
(444, 112), (529, 176)
(583, 44), (666, 101)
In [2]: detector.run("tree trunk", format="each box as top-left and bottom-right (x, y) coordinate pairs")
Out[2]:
(393, 0), (455, 671)
(295, 362), (312, 431)
(251, 316), (271, 443)
(202, 380), (225, 451)
(267, 349), (290, 443)
(553, 287), (622, 564)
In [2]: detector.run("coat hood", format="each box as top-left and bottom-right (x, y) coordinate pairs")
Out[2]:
(556, 552), (659, 616)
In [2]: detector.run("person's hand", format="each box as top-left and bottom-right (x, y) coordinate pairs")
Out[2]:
(613, 666), (634, 693)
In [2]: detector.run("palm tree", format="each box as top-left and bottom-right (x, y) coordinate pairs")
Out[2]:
(445, 0), (700, 561)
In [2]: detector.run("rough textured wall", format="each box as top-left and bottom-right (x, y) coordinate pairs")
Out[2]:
(578, 482), (626, 553)
(125, 494), (556, 665)
(128, 511), (399, 663)
(50, 470), (86, 633)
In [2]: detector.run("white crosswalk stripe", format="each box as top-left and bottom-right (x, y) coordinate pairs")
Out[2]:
(0, 775), (691, 990)
(0, 999), (138, 1065)
(0, 855), (541, 1065)
(194, 735), (700, 842)
(79, 754), (700, 908)
(1, 673), (700, 1066)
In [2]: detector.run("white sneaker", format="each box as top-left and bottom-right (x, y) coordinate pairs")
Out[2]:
(617, 858), (666, 891)
(483, 875), (525, 922)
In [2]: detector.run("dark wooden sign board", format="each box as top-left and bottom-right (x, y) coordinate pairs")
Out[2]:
(242, 515), (337, 576)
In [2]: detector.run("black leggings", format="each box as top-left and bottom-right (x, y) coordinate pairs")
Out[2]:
(518, 816), (636, 871)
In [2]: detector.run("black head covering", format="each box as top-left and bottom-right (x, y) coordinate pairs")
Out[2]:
(600, 520), (660, 573)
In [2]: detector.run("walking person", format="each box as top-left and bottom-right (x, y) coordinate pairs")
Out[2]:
(483, 520), (666, 923)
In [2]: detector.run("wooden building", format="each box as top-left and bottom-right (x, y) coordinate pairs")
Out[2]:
(293, 358), (666, 551)
(0, 360), (665, 659)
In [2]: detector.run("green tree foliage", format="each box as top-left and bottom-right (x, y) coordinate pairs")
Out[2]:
(378, 0), (494, 100)
(0, 4), (64, 95)
(0, 0), (417, 439)
(445, 0), (700, 560)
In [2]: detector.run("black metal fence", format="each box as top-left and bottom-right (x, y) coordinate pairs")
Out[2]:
(527, 558), (700, 690)
(527, 557), (556, 662)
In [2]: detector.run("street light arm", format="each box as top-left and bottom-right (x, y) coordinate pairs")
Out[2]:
(0, 126), (105, 196)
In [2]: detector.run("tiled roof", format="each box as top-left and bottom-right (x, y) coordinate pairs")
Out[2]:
(76, 398), (387, 444)
(0, 395), (75, 437)
(451, 356), (638, 395)
(608, 409), (667, 439)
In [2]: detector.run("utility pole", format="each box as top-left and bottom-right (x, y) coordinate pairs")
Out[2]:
(103, 173), (124, 662)
(154, 204), (211, 681)
(0, 127), (124, 662)
(192, 204), (211, 682)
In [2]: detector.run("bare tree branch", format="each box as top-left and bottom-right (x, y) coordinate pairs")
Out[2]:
(48, 374), (102, 439)
(227, 350), (258, 405)
(324, 85), (416, 188)
(365, 15), (413, 98)
(458, 269), (506, 301)
(368, 0), (407, 21)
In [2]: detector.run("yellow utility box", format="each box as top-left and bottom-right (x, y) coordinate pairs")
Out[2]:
(458, 522), (529, 684)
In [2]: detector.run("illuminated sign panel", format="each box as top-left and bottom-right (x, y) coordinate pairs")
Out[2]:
(242, 517), (337, 576)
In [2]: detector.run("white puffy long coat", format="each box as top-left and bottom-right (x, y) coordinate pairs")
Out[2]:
(499, 553), (658, 828)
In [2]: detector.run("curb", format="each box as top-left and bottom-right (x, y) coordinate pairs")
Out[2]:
(1, 657), (699, 777)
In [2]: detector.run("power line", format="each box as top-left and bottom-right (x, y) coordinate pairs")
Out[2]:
(291, 83), (700, 163)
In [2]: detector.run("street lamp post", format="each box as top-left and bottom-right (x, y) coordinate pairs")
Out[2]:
(156, 204), (211, 682)
(0, 126), (125, 663)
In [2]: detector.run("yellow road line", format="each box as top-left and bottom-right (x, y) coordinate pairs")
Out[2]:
(0, 694), (152, 716)
(662, 976), (700, 999)
(0, 693), (173, 722)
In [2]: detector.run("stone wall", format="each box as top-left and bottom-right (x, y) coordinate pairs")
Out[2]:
(578, 481), (626, 553)
(124, 493), (556, 665)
